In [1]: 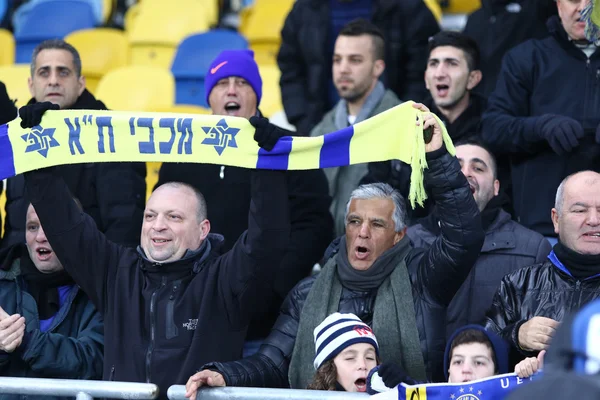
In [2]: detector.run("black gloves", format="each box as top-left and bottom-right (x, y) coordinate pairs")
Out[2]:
(19, 102), (59, 129)
(535, 114), (584, 155)
(378, 362), (412, 388)
(250, 116), (286, 151)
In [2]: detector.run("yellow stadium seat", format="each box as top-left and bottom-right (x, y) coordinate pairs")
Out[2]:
(127, 1), (211, 68)
(0, 65), (31, 107)
(103, 0), (115, 23)
(441, 0), (481, 14)
(257, 63), (282, 118)
(146, 161), (161, 201)
(0, 29), (15, 66)
(95, 65), (174, 111)
(424, 0), (443, 23)
(65, 28), (129, 94)
(0, 181), (5, 238)
(240, 0), (295, 65)
(151, 104), (212, 114)
(124, 2), (140, 32)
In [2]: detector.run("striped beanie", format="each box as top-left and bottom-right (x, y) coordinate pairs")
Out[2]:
(313, 312), (379, 370)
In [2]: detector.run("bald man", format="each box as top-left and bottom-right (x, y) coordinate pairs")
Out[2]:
(486, 171), (600, 365)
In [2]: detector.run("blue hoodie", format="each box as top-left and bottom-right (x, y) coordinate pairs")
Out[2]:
(443, 324), (510, 380)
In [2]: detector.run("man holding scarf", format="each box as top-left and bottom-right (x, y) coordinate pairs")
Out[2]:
(0, 203), (103, 396)
(184, 103), (485, 398)
(486, 170), (600, 366)
(408, 139), (551, 340)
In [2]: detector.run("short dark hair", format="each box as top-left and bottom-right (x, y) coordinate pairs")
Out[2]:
(449, 329), (498, 373)
(338, 18), (385, 61)
(428, 31), (480, 71)
(153, 181), (208, 221)
(31, 39), (82, 77)
(455, 137), (498, 179)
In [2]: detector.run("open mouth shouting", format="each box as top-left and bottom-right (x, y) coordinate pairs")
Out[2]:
(152, 238), (172, 246)
(355, 245), (370, 261)
(436, 84), (450, 98)
(35, 246), (53, 262)
(355, 378), (367, 392)
(224, 101), (241, 115)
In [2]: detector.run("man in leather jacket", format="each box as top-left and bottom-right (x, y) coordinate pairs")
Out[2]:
(486, 171), (600, 365)
(184, 103), (485, 398)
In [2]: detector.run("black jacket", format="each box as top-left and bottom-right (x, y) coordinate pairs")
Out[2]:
(0, 245), (104, 400)
(0, 81), (17, 126)
(423, 93), (487, 142)
(464, 0), (556, 98)
(203, 148), (484, 384)
(155, 164), (333, 339)
(1, 90), (146, 249)
(408, 208), (551, 339)
(23, 167), (291, 399)
(277, 0), (439, 134)
(485, 256), (600, 359)
(481, 17), (600, 237)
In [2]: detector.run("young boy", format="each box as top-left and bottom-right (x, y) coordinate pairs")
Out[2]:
(368, 325), (510, 392)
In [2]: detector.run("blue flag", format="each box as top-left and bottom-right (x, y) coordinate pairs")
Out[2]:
(370, 373), (535, 400)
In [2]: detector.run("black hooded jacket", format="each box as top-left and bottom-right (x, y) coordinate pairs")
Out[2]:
(1, 90), (146, 249)
(23, 166), (291, 399)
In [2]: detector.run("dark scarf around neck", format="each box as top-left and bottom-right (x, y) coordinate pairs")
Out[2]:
(18, 250), (74, 319)
(336, 234), (410, 291)
(553, 242), (600, 280)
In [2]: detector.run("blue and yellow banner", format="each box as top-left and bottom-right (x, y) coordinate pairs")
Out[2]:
(0, 101), (454, 207)
(371, 373), (535, 400)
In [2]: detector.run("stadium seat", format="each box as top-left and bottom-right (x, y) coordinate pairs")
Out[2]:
(440, 0), (481, 14)
(103, 0), (115, 23)
(14, 1), (97, 63)
(240, 0), (294, 65)
(128, 1), (211, 68)
(0, 29), (15, 65)
(0, 181), (5, 238)
(171, 30), (248, 107)
(95, 65), (174, 111)
(151, 104), (212, 114)
(65, 28), (129, 94)
(257, 63), (282, 118)
(123, 2), (140, 31)
(0, 64), (32, 107)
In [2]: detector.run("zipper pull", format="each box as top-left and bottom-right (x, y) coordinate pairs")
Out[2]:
(219, 165), (225, 179)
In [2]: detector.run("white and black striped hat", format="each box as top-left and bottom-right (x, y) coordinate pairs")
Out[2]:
(313, 312), (379, 370)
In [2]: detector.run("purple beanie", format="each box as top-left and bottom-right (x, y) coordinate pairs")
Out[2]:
(204, 49), (262, 106)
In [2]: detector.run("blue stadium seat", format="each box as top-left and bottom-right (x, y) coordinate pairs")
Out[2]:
(14, 0), (97, 63)
(171, 29), (248, 107)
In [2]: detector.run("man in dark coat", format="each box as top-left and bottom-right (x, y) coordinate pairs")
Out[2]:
(481, 0), (600, 239)
(407, 140), (550, 339)
(0, 204), (103, 400)
(277, 0), (440, 134)
(183, 103), (485, 399)
(157, 50), (333, 348)
(1, 39), (146, 250)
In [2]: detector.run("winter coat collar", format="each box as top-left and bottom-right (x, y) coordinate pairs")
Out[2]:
(26, 89), (107, 110)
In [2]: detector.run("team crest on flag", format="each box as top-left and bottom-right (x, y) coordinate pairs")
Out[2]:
(201, 118), (239, 155)
(21, 126), (59, 158)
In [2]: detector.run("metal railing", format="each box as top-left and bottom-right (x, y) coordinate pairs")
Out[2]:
(0, 377), (159, 400)
(167, 385), (370, 400)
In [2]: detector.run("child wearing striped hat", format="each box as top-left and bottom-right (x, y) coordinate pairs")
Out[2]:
(307, 312), (380, 392)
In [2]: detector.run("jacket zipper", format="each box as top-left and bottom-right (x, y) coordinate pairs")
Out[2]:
(109, 365), (116, 381)
(145, 277), (166, 383)
(575, 280), (583, 309)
